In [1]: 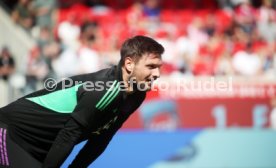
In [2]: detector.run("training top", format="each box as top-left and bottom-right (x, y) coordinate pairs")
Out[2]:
(0, 65), (146, 167)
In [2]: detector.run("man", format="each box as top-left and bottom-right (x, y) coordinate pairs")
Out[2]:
(0, 46), (15, 81)
(0, 35), (164, 168)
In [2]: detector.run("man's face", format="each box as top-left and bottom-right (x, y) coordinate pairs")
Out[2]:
(130, 53), (162, 91)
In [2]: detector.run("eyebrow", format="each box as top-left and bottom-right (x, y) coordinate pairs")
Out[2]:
(147, 63), (163, 67)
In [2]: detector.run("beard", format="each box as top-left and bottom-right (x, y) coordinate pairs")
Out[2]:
(128, 76), (152, 92)
(135, 80), (153, 92)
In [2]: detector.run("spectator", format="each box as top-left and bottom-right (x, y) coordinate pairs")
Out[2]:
(126, 2), (146, 35)
(0, 47), (15, 81)
(232, 42), (262, 76)
(76, 22), (101, 74)
(11, 0), (34, 31)
(217, 0), (235, 10)
(42, 41), (62, 79)
(143, 0), (161, 18)
(231, 26), (250, 54)
(175, 30), (198, 75)
(52, 47), (79, 78)
(36, 26), (53, 48)
(155, 30), (178, 70)
(187, 17), (209, 47)
(32, 0), (57, 28)
(57, 12), (80, 50)
(261, 43), (276, 78)
(193, 34), (225, 76)
(231, 0), (250, 8)
(24, 46), (48, 94)
(52, 22), (100, 78)
(258, 0), (276, 23)
(143, 0), (161, 33)
(215, 52), (234, 76)
(234, 0), (256, 34)
(203, 14), (217, 37)
(257, 0), (276, 43)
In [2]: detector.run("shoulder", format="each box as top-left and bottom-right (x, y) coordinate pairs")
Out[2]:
(72, 66), (118, 95)
(69, 66), (116, 84)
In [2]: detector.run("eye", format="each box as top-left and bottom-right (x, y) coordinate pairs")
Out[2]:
(147, 65), (156, 69)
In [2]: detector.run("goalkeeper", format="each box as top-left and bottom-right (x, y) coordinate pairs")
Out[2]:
(0, 35), (164, 168)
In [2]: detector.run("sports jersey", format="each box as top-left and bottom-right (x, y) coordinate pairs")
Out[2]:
(0, 65), (146, 167)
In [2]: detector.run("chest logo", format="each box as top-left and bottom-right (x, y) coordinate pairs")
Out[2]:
(92, 116), (118, 135)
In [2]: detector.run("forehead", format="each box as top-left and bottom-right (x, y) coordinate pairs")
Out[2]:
(139, 53), (162, 64)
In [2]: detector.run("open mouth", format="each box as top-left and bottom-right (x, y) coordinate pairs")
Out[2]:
(146, 78), (154, 87)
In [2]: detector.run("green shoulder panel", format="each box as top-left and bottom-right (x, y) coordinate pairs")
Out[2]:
(26, 84), (83, 113)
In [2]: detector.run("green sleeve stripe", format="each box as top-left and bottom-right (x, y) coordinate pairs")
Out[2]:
(101, 86), (120, 111)
(96, 80), (117, 109)
(97, 82), (120, 110)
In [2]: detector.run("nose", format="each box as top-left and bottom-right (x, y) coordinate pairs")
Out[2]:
(152, 68), (160, 80)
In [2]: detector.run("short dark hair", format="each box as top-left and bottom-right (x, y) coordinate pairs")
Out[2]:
(119, 35), (164, 66)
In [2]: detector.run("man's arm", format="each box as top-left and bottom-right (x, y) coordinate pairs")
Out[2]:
(68, 117), (125, 168)
(43, 83), (109, 168)
(69, 92), (146, 168)
(42, 118), (84, 168)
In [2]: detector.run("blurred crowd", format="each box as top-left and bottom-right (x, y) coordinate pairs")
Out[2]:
(1, 0), (276, 93)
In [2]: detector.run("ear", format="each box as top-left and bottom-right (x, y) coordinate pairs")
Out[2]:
(124, 57), (135, 74)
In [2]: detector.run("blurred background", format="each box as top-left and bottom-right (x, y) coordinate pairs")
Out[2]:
(1, 0), (276, 167)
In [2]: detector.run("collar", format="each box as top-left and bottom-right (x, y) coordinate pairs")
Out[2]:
(112, 64), (128, 99)
(114, 64), (123, 82)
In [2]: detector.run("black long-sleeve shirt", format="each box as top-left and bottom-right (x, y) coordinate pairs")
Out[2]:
(0, 65), (146, 168)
